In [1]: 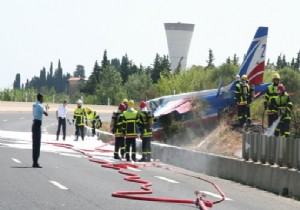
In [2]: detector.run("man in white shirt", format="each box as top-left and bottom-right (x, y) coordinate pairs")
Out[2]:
(56, 100), (68, 140)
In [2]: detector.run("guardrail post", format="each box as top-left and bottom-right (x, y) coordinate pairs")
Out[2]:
(261, 135), (267, 164)
(297, 138), (300, 170)
(242, 133), (249, 160)
(286, 137), (294, 168)
(277, 137), (285, 167)
(252, 133), (258, 162)
(268, 136), (276, 165)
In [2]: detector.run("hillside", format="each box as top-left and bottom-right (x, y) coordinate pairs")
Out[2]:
(183, 121), (264, 158)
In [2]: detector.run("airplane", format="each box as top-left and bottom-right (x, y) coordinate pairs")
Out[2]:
(147, 26), (271, 127)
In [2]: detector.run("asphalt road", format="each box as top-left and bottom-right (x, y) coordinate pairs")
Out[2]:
(1, 112), (300, 210)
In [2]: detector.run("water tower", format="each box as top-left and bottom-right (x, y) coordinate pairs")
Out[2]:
(164, 22), (194, 71)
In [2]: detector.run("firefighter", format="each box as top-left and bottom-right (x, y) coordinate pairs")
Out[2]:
(235, 74), (240, 82)
(111, 103), (126, 159)
(264, 73), (280, 127)
(122, 98), (129, 110)
(122, 100), (141, 161)
(138, 101), (155, 162)
(73, 99), (86, 141)
(85, 107), (102, 137)
(235, 74), (251, 126)
(270, 84), (293, 137)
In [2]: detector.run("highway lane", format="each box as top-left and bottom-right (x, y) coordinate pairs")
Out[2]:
(1, 113), (300, 210)
(0, 112), (112, 138)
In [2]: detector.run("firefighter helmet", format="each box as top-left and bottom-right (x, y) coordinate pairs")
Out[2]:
(277, 84), (285, 94)
(118, 103), (126, 111)
(85, 107), (91, 114)
(122, 98), (128, 103)
(272, 73), (280, 80)
(128, 100), (134, 108)
(77, 99), (83, 106)
(241, 75), (248, 81)
(140, 101), (147, 109)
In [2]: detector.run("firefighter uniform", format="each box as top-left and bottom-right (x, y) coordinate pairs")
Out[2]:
(85, 107), (101, 136)
(139, 101), (155, 162)
(122, 100), (141, 161)
(111, 103), (126, 159)
(264, 73), (280, 127)
(270, 84), (293, 137)
(235, 75), (251, 126)
(73, 100), (86, 141)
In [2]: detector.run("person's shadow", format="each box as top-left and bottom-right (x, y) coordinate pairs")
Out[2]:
(11, 166), (33, 168)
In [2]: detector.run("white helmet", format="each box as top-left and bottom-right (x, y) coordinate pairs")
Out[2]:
(77, 99), (83, 106)
(235, 75), (240, 81)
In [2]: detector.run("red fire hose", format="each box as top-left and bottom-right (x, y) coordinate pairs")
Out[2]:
(47, 141), (225, 210)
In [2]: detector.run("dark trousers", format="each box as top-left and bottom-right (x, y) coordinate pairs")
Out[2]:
(237, 105), (247, 125)
(125, 138), (136, 161)
(275, 119), (291, 137)
(56, 117), (66, 140)
(91, 120), (96, 136)
(75, 125), (84, 140)
(114, 137), (125, 158)
(32, 120), (42, 164)
(141, 137), (152, 162)
(268, 113), (278, 128)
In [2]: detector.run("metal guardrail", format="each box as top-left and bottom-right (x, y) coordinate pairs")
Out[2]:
(242, 133), (300, 169)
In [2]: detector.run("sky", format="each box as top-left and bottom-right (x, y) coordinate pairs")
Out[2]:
(0, 0), (299, 89)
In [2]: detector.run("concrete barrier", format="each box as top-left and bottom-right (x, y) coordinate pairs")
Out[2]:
(93, 129), (300, 199)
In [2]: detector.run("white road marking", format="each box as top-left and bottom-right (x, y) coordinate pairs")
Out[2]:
(11, 158), (22, 164)
(155, 176), (179, 183)
(49, 181), (68, 190)
(3, 119), (8, 122)
(59, 153), (82, 158)
(127, 167), (141, 171)
(200, 191), (233, 201)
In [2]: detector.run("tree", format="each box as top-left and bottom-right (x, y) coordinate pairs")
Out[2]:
(82, 61), (101, 94)
(111, 58), (121, 71)
(206, 48), (215, 69)
(101, 50), (110, 69)
(120, 54), (131, 84)
(47, 62), (54, 88)
(174, 56), (183, 74)
(73, 65), (86, 78)
(151, 54), (171, 84)
(124, 71), (153, 102)
(96, 65), (123, 105)
(233, 54), (239, 66)
(54, 59), (64, 93)
(13, 73), (21, 89)
(294, 50), (300, 70)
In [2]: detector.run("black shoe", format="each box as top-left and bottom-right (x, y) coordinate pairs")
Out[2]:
(114, 156), (121, 160)
(32, 163), (42, 168)
(139, 158), (146, 162)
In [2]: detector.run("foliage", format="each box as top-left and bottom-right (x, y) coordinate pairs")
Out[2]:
(73, 65), (86, 78)
(124, 70), (153, 102)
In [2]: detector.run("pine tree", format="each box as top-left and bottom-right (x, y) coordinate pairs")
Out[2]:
(111, 58), (121, 71)
(151, 54), (171, 83)
(101, 50), (110, 69)
(295, 50), (300, 70)
(120, 54), (131, 84)
(13, 73), (21, 89)
(233, 54), (239, 66)
(206, 48), (215, 69)
(74, 65), (86, 78)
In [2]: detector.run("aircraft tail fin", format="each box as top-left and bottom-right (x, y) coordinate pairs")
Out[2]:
(230, 27), (268, 90)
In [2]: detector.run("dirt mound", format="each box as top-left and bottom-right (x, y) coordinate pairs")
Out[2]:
(183, 121), (264, 158)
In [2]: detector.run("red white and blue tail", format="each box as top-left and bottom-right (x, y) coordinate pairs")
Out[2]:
(229, 27), (268, 90)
